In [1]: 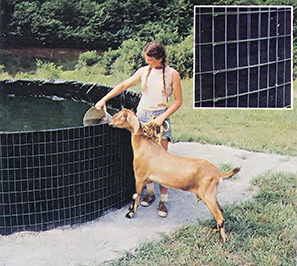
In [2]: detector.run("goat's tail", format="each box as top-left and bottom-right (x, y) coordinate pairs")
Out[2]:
(220, 167), (240, 179)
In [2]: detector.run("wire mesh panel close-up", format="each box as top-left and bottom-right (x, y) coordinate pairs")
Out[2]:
(194, 6), (292, 108)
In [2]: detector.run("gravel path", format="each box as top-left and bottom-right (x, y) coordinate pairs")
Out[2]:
(0, 142), (296, 266)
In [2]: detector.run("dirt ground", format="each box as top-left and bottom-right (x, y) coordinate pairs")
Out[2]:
(0, 48), (88, 60)
(0, 142), (296, 266)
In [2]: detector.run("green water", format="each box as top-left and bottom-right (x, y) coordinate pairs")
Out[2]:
(0, 93), (92, 132)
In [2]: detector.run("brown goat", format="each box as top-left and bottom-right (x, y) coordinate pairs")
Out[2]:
(109, 109), (240, 244)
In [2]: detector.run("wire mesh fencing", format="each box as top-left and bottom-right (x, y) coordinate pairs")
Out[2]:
(194, 6), (292, 108)
(0, 79), (139, 235)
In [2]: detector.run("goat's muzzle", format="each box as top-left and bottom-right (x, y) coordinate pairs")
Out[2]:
(108, 115), (117, 127)
(108, 120), (115, 127)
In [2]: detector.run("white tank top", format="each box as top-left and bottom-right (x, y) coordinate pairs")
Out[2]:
(138, 65), (174, 111)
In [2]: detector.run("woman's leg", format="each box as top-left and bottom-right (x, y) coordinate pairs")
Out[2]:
(159, 139), (168, 195)
(156, 138), (169, 217)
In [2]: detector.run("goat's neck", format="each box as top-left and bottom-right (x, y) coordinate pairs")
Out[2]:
(132, 122), (144, 137)
(134, 129), (144, 136)
(131, 132), (145, 151)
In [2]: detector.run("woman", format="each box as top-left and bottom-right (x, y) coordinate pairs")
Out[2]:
(95, 40), (182, 217)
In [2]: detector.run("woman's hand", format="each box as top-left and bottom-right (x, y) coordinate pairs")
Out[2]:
(95, 99), (106, 110)
(152, 114), (166, 127)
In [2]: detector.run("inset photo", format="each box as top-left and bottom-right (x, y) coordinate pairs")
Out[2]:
(194, 6), (293, 108)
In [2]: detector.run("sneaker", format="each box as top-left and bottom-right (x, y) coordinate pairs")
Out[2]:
(140, 193), (156, 207)
(157, 201), (168, 218)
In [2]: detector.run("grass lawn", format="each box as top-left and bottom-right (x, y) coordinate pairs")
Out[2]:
(170, 79), (297, 156)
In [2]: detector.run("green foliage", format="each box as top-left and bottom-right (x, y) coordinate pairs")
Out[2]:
(99, 35), (193, 78)
(99, 48), (120, 75)
(2, 0), (297, 77)
(2, 0), (193, 49)
(75, 51), (100, 69)
(35, 60), (63, 79)
(135, 22), (182, 46)
(7, 1), (40, 45)
(167, 34), (193, 78)
(98, 39), (147, 76)
(110, 39), (146, 75)
(2, 0), (297, 78)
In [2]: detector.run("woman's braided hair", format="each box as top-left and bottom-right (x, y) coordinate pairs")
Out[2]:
(142, 41), (167, 94)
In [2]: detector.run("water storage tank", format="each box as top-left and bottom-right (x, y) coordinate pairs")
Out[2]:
(0, 79), (140, 235)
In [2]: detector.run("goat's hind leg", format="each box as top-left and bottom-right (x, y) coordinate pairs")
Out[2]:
(202, 195), (227, 244)
(211, 200), (224, 232)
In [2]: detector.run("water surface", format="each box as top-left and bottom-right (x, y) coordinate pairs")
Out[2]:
(0, 92), (91, 132)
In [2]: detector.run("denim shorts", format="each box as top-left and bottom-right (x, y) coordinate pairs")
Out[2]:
(136, 108), (172, 142)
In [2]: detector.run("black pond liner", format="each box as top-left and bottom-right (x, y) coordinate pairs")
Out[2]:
(0, 79), (140, 235)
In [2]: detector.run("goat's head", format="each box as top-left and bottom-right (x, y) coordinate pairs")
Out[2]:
(109, 109), (141, 134)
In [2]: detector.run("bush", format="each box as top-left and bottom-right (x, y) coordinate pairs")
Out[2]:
(167, 34), (193, 78)
(100, 49), (120, 75)
(99, 37), (193, 78)
(100, 39), (146, 76)
(136, 22), (182, 46)
(35, 60), (63, 79)
(75, 51), (100, 69)
(111, 39), (146, 75)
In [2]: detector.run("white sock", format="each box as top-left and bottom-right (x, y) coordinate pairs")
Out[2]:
(160, 193), (168, 203)
(146, 182), (154, 194)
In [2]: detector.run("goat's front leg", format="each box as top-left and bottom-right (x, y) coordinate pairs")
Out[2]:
(125, 179), (144, 219)
(126, 193), (140, 218)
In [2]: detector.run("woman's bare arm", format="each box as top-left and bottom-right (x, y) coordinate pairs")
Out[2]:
(95, 69), (142, 110)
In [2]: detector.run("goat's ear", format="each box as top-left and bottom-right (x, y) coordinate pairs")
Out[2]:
(127, 112), (140, 134)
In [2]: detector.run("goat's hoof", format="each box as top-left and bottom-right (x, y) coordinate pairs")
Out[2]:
(125, 212), (134, 219)
(212, 224), (219, 232)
